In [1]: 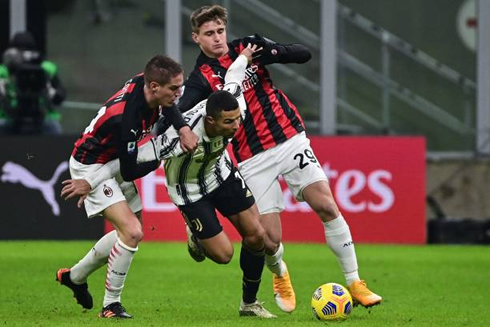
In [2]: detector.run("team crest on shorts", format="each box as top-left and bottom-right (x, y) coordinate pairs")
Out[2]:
(103, 185), (113, 197)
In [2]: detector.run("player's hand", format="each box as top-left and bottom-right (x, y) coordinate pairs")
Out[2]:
(249, 34), (280, 65)
(241, 43), (261, 64)
(179, 125), (198, 154)
(61, 179), (91, 208)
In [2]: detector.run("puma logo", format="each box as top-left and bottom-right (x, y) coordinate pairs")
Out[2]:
(1, 161), (68, 216)
(212, 72), (223, 80)
(130, 129), (138, 136)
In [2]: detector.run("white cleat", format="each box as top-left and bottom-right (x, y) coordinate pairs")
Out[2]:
(239, 300), (277, 319)
(185, 224), (205, 262)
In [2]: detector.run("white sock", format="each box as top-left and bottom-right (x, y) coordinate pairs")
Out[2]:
(324, 214), (360, 286)
(103, 238), (138, 307)
(70, 230), (118, 284)
(265, 243), (287, 276)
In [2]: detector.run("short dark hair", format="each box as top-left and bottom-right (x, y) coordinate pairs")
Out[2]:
(206, 90), (239, 118)
(144, 55), (183, 86)
(190, 5), (228, 33)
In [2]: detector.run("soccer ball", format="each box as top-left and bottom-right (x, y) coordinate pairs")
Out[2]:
(311, 283), (353, 321)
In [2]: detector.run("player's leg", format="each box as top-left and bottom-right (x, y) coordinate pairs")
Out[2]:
(98, 200), (142, 318)
(216, 172), (276, 318)
(259, 212), (296, 313)
(56, 229), (117, 309)
(68, 230), (117, 283)
(227, 206), (276, 319)
(56, 159), (117, 310)
(283, 133), (382, 307)
(302, 181), (382, 307)
(180, 199), (234, 264)
(239, 150), (296, 313)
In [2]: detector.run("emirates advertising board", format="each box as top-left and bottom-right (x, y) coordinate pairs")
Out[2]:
(126, 137), (426, 244)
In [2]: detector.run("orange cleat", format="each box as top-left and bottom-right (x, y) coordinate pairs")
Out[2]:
(347, 280), (382, 307)
(272, 262), (296, 313)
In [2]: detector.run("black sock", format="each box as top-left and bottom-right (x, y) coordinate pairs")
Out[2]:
(240, 243), (265, 304)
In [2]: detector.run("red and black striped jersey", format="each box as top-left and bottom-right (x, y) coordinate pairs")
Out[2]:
(179, 38), (306, 163)
(72, 74), (160, 165)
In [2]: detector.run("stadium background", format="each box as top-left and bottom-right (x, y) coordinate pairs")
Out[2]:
(0, 0), (489, 243)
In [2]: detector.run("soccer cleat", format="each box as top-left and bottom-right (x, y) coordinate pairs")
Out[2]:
(347, 280), (382, 308)
(239, 300), (277, 318)
(56, 268), (93, 309)
(186, 224), (206, 262)
(273, 261), (296, 313)
(99, 302), (133, 318)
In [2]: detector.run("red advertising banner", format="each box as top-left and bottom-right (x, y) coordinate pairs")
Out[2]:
(112, 137), (426, 244)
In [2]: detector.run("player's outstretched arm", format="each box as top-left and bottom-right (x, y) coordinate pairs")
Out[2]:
(248, 34), (311, 65)
(224, 43), (258, 86)
(138, 128), (185, 163)
(222, 43), (259, 115)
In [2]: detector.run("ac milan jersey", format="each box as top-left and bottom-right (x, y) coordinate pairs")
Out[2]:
(179, 38), (305, 163)
(72, 74), (160, 165)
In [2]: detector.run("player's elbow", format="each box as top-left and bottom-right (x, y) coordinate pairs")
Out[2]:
(120, 166), (136, 182)
(296, 45), (312, 63)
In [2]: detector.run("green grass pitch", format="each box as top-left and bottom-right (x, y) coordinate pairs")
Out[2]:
(0, 241), (489, 326)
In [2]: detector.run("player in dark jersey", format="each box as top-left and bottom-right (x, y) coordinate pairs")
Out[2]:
(178, 5), (382, 312)
(56, 55), (198, 319)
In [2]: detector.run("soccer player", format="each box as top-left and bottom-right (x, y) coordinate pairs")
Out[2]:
(56, 54), (198, 318)
(177, 5), (383, 312)
(62, 45), (277, 318)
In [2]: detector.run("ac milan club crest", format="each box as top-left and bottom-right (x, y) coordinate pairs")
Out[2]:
(103, 185), (113, 197)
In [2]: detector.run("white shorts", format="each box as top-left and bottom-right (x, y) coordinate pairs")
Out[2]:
(69, 156), (142, 218)
(238, 132), (327, 214)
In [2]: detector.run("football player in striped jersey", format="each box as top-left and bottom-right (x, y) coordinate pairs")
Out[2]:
(56, 55), (198, 319)
(177, 5), (383, 311)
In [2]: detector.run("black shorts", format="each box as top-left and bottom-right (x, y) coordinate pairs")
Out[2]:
(178, 170), (255, 239)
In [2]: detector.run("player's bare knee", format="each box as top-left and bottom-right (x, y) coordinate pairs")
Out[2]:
(312, 200), (339, 221)
(244, 231), (265, 251)
(264, 239), (279, 255)
(123, 225), (144, 246)
(209, 247), (233, 264)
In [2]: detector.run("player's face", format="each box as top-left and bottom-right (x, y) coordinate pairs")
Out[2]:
(192, 19), (229, 58)
(207, 108), (242, 138)
(153, 73), (184, 107)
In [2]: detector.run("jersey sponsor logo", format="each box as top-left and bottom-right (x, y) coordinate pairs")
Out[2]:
(0, 161), (68, 216)
(242, 64), (260, 92)
(213, 65), (260, 92)
(103, 185), (113, 197)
